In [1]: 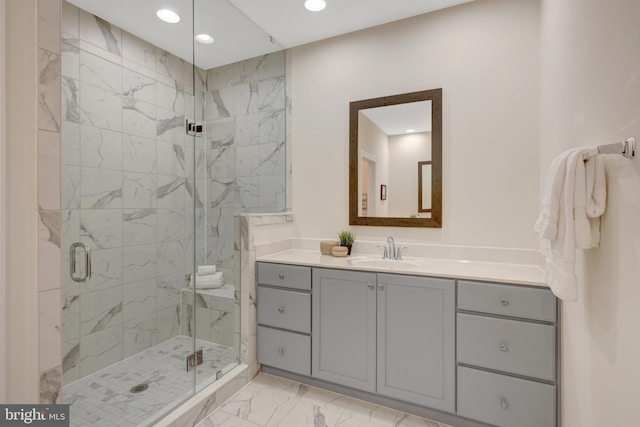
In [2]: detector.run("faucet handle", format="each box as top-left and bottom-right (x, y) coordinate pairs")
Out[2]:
(376, 245), (389, 259)
(395, 246), (408, 260)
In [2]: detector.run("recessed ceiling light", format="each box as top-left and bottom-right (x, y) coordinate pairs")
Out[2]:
(195, 34), (215, 44)
(304, 0), (326, 12)
(406, 129), (416, 133)
(157, 9), (180, 24)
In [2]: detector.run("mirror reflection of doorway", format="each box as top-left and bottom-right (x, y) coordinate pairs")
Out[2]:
(362, 157), (376, 216)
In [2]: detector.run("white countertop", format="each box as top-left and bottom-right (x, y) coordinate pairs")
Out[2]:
(256, 249), (547, 287)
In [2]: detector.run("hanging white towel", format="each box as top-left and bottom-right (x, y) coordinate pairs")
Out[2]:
(535, 147), (607, 302)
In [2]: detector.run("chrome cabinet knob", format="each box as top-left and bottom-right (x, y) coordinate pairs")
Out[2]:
(277, 306), (284, 314)
(278, 348), (285, 356)
(278, 273), (285, 280)
(368, 283), (374, 290)
(501, 298), (509, 306)
(500, 343), (508, 352)
(378, 284), (384, 291)
(501, 399), (508, 409)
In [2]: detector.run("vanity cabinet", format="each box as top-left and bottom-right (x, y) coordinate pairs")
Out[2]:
(456, 280), (558, 427)
(256, 263), (312, 376)
(311, 268), (455, 412)
(311, 268), (377, 392)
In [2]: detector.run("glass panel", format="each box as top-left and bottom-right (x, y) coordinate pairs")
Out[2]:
(60, 1), (198, 424)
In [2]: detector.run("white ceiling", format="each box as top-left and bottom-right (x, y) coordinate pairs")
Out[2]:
(361, 101), (432, 136)
(69, 0), (474, 69)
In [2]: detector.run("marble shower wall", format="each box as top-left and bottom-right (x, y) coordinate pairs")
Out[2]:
(204, 52), (287, 280)
(60, 2), (207, 384)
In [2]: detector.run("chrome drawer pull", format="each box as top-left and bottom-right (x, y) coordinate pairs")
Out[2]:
(500, 298), (509, 306)
(500, 343), (509, 352)
(278, 273), (285, 279)
(501, 399), (509, 409)
(278, 348), (285, 355)
(278, 306), (284, 314)
(378, 284), (384, 291)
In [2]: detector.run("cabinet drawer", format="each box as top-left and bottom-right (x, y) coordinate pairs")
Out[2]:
(257, 263), (311, 291)
(257, 326), (310, 376)
(457, 366), (555, 427)
(457, 313), (555, 381)
(458, 280), (556, 322)
(257, 286), (310, 334)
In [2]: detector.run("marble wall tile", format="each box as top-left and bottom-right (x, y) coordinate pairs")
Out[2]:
(157, 273), (186, 310)
(258, 51), (286, 81)
(80, 82), (123, 131)
(157, 49), (185, 88)
(80, 286), (122, 336)
(259, 175), (286, 210)
(158, 82), (186, 113)
(123, 243), (157, 283)
(157, 107), (186, 145)
(123, 314), (157, 358)
(39, 211), (61, 292)
(62, 1), (79, 39)
(122, 31), (156, 73)
(257, 141), (286, 176)
(156, 305), (181, 342)
(78, 9), (122, 58)
(39, 49), (61, 132)
(80, 209), (122, 249)
(157, 240), (187, 276)
(62, 339), (80, 384)
(63, 293), (80, 343)
(61, 165), (80, 209)
(123, 172), (157, 208)
(62, 77), (80, 123)
(236, 177), (259, 209)
(208, 178), (236, 209)
(123, 209), (157, 246)
(39, 0), (61, 54)
(123, 278), (157, 321)
(80, 125), (123, 170)
(234, 114), (259, 146)
(62, 121), (80, 166)
(208, 146), (236, 180)
(208, 208), (235, 240)
(208, 87), (234, 120)
(123, 98), (157, 138)
(258, 76), (285, 112)
(123, 134), (156, 173)
(80, 50), (122, 92)
(259, 109), (285, 144)
(157, 176), (186, 208)
(79, 324), (123, 377)
(39, 289), (62, 372)
(80, 167), (122, 209)
(157, 141), (186, 176)
(61, 210), (79, 254)
(233, 82), (259, 116)
(39, 366), (62, 404)
(123, 68), (156, 104)
(82, 247), (122, 292)
(38, 130), (61, 211)
(158, 209), (186, 242)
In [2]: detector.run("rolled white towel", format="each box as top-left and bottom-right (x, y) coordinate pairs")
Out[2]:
(194, 272), (224, 289)
(197, 265), (217, 276)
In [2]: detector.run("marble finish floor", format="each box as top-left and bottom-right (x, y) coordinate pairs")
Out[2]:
(197, 373), (452, 427)
(64, 336), (237, 427)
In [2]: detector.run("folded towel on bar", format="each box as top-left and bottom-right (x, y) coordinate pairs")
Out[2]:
(191, 272), (224, 289)
(197, 265), (217, 276)
(535, 147), (606, 302)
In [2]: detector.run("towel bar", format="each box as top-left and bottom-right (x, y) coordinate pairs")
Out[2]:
(583, 136), (636, 160)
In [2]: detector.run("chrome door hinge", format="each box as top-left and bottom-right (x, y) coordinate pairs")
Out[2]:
(186, 119), (203, 137)
(186, 349), (203, 371)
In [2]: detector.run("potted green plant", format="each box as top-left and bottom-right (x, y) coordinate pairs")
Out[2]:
(337, 230), (356, 255)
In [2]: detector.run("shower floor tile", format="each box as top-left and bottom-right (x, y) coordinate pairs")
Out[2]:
(198, 373), (452, 427)
(64, 335), (237, 427)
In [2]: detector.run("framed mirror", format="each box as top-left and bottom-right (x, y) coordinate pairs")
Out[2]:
(349, 89), (442, 227)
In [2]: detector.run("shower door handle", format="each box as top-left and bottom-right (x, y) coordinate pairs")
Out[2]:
(70, 242), (92, 282)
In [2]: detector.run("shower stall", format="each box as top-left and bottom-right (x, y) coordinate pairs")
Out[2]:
(58, 1), (286, 425)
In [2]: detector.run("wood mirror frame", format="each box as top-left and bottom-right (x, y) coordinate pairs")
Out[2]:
(349, 89), (442, 227)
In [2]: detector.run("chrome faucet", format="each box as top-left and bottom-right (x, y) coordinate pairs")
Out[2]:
(378, 236), (407, 260)
(386, 236), (396, 260)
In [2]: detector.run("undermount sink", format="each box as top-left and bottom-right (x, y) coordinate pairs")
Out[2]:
(346, 257), (423, 270)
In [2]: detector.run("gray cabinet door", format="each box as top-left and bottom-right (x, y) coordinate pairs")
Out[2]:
(312, 268), (377, 393)
(376, 274), (455, 412)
